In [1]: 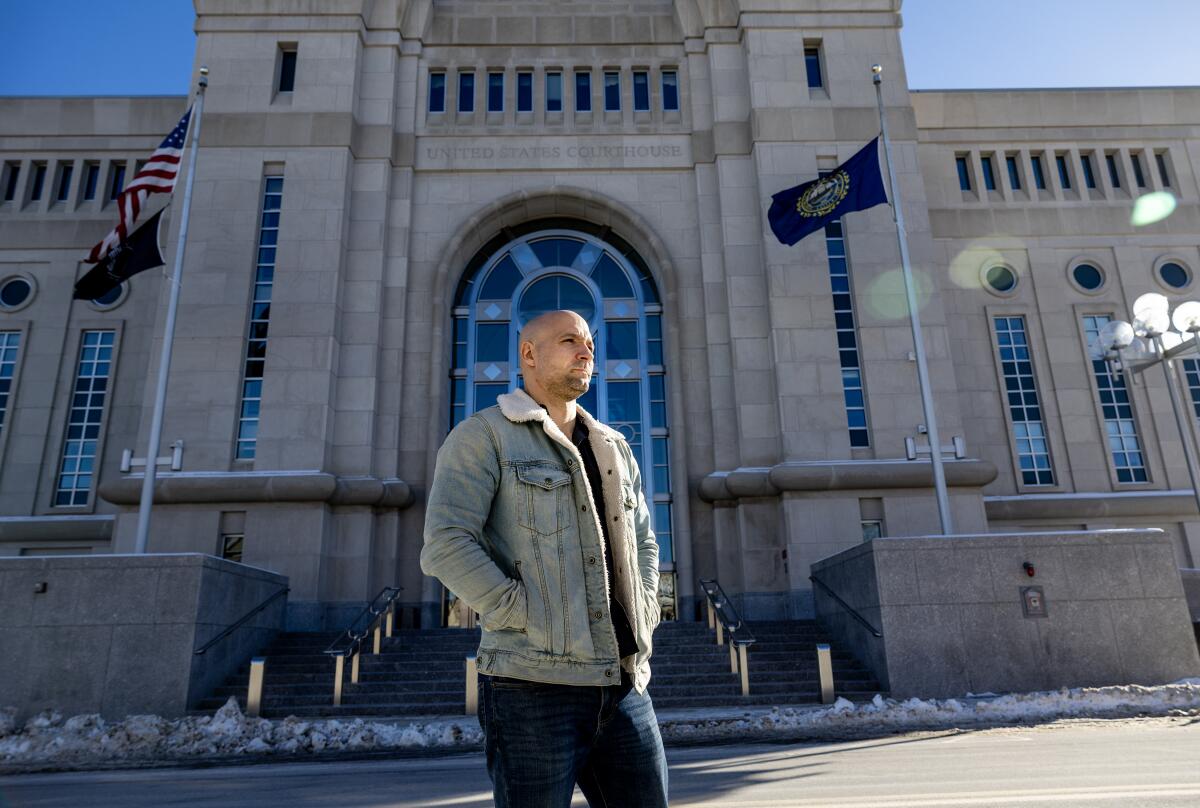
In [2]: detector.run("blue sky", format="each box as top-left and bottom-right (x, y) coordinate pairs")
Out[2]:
(1, 0), (1199, 95)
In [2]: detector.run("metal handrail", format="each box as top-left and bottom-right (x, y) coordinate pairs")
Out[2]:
(193, 585), (289, 656)
(809, 575), (882, 638)
(698, 578), (756, 695)
(323, 586), (403, 706)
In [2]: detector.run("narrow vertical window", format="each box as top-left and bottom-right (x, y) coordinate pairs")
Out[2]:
(277, 47), (297, 93)
(83, 162), (99, 200)
(55, 330), (114, 506)
(1030, 154), (1047, 189)
(804, 45), (823, 89)
(661, 70), (679, 111)
(1083, 315), (1147, 483)
(108, 164), (126, 200)
(516, 71), (533, 112)
(1131, 153), (1146, 188)
(824, 217), (869, 447)
(428, 72), (446, 113)
(545, 72), (562, 112)
(1155, 151), (1172, 187)
(955, 155), (972, 191)
(1005, 154), (1022, 190)
(994, 317), (1054, 485)
(1080, 154), (1097, 189)
(980, 155), (997, 191)
(236, 176), (283, 461)
(56, 164), (73, 202)
(632, 70), (649, 111)
(2, 163), (19, 201)
(458, 72), (475, 113)
(0, 331), (20, 442)
(1055, 154), (1072, 189)
(487, 72), (504, 113)
(30, 163), (46, 201)
(604, 71), (620, 111)
(575, 71), (592, 112)
(1105, 153), (1121, 188)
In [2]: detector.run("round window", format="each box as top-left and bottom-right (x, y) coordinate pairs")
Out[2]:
(0, 277), (32, 309)
(1072, 264), (1104, 291)
(91, 283), (125, 308)
(1159, 262), (1190, 290)
(517, 274), (596, 325)
(984, 265), (1017, 293)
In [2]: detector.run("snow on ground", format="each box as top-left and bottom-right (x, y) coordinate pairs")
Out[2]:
(2, 680), (1199, 771)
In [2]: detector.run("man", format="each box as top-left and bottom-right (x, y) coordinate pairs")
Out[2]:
(422, 309), (668, 808)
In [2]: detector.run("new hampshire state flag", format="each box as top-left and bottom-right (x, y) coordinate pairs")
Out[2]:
(767, 137), (888, 245)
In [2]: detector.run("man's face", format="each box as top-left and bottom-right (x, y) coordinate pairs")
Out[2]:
(523, 312), (595, 402)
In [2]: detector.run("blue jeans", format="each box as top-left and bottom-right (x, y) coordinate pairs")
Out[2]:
(478, 675), (669, 808)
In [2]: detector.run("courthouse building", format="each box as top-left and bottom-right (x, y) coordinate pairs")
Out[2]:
(1, 0), (1199, 629)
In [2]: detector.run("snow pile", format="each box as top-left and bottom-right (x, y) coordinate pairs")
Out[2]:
(660, 680), (1200, 742)
(0, 698), (482, 767)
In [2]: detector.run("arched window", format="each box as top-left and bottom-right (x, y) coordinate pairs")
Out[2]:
(449, 225), (675, 571)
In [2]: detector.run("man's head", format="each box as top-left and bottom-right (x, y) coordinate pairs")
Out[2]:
(518, 310), (594, 405)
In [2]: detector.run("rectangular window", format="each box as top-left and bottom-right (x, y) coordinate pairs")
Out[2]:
(487, 72), (504, 112)
(824, 218), (869, 447)
(2, 163), (18, 201)
(108, 164), (126, 200)
(1030, 154), (1047, 189)
(458, 72), (475, 113)
(1105, 153), (1121, 188)
(546, 72), (562, 112)
(804, 45), (823, 89)
(428, 72), (446, 113)
(236, 176), (283, 461)
(575, 71), (591, 112)
(980, 155), (997, 191)
(55, 164), (73, 202)
(1005, 154), (1022, 190)
(604, 71), (620, 111)
(1080, 154), (1097, 189)
(632, 70), (649, 111)
(517, 71), (533, 112)
(278, 48), (297, 93)
(955, 155), (972, 191)
(55, 330), (114, 506)
(1131, 152), (1146, 188)
(993, 317), (1054, 486)
(661, 70), (679, 111)
(1083, 315), (1147, 483)
(0, 332), (20, 442)
(1155, 151), (1171, 187)
(83, 162), (99, 200)
(1055, 154), (1071, 189)
(30, 163), (46, 201)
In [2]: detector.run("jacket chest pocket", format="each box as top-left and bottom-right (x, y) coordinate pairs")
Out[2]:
(515, 465), (572, 536)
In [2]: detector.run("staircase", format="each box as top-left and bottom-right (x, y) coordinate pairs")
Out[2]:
(196, 620), (882, 718)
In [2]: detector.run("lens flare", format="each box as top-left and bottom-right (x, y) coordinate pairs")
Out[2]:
(1130, 191), (1177, 227)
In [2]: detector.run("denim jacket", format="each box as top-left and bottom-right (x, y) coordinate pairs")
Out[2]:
(421, 389), (661, 693)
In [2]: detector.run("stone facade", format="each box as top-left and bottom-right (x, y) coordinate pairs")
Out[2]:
(0, 0), (1198, 629)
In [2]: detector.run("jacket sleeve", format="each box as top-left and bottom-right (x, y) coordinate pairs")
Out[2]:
(421, 416), (527, 632)
(626, 441), (661, 629)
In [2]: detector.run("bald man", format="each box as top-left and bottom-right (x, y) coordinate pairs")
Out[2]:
(422, 310), (668, 808)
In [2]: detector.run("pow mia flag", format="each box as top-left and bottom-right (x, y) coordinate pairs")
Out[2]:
(767, 137), (888, 246)
(73, 208), (165, 301)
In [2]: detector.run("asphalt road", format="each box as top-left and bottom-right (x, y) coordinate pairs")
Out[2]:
(2, 717), (1198, 807)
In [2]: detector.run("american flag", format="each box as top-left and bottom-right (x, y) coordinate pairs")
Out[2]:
(85, 107), (192, 264)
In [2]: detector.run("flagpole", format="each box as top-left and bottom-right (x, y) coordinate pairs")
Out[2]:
(134, 66), (207, 554)
(871, 64), (953, 535)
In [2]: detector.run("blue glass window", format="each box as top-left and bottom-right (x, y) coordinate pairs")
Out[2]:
(1030, 155), (1046, 190)
(458, 72), (475, 113)
(661, 71), (679, 111)
(55, 330), (113, 506)
(633, 71), (649, 112)
(1084, 315), (1147, 483)
(546, 73), (562, 112)
(994, 317), (1054, 485)
(575, 72), (592, 112)
(428, 72), (446, 113)
(604, 72), (620, 111)
(804, 47), (822, 89)
(487, 72), (504, 112)
(955, 156), (971, 191)
(517, 72), (533, 112)
(1006, 155), (1021, 190)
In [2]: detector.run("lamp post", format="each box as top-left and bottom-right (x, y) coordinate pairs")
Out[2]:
(1097, 292), (1200, 516)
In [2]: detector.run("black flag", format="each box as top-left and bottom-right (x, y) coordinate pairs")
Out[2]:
(73, 208), (165, 301)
